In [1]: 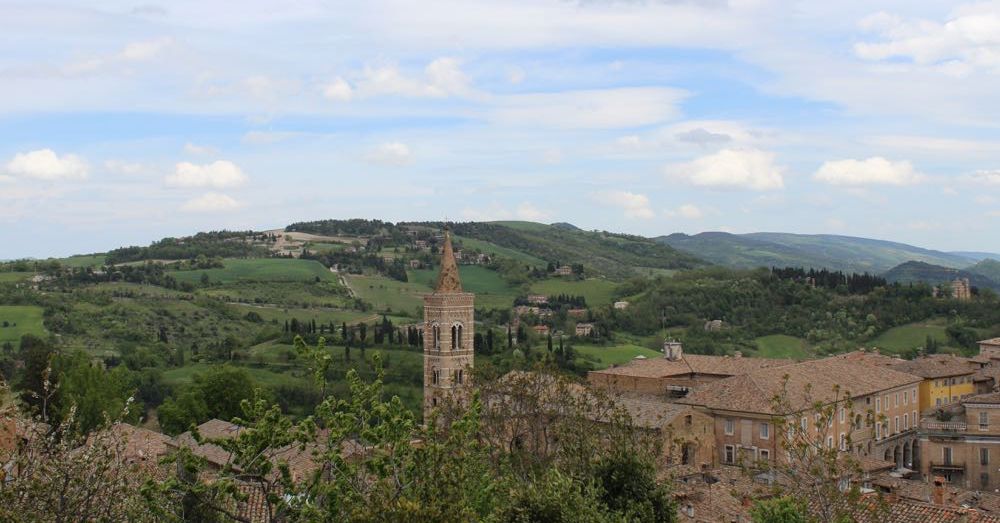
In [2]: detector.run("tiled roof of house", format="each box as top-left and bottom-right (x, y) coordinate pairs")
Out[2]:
(828, 349), (903, 368)
(591, 353), (794, 379)
(963, 392), (1000, 405)
(890, 354), (980, 379)
(830, 497), (1000, 523)
(109, 423), (173, 463)
(679, 357), (922, 415)
(980, 338), (1000, 346)
(610, 394), (692, 429)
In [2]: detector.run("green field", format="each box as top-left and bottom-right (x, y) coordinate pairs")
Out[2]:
(754, 334), (811, 359)
(345, 274), (432, 317)
(871, 321), (950, 354)
(529, 278), (618, 307)
(0, 305), (46, 344)
(0, 272), (32, 283)
(58, 254), (107, 268)
(305, 242), (346, 253)
(453, 235), (547, 266)
(199, 281), (350, 308)
(169, 258), (338, 285)
(231, 304), (379, 326)
(409, 266), (520, 310)
(574, 343), (663, 368)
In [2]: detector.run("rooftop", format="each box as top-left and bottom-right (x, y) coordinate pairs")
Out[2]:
(679, 357), (922, 415)
(890, 354), (980, 379)
(590, 353), (794, 379)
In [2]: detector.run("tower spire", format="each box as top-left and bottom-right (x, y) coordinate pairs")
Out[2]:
(435, 226), (462, 293)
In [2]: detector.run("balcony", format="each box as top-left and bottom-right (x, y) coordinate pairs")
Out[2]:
(920, 420), (967, 432)
(929, 462), (965, 472)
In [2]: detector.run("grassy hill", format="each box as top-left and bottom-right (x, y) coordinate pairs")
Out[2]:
(439, 221), (704, 279)
(0, 305), (46, 344)
(883, 261), (1000, 291)
(169, 258), (338, 285)
(658, 231), (972, 273)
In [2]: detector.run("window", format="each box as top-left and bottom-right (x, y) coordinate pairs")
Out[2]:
(432, 368), (440, 385)
(904, 392), (908, 406)
(455, 369), (464, 384)
(876, 397), (881, 413)
(943, 447), (953, 465)
(827, 436), (834, 449)
(982, 448), (990, 466)
(432, 324), (441, 349)
(839, 407), (846, 424)
(884, 395), (889, 410)
(681, 444), (692, 465)
(895, 392), (899, 407)
(912, 389), (917, 403)
(801, 417), (808, 432)
(840, 433), (847, 451)
(724, 445), (735, 464)
(894, 416), (900, 433)
(759, 449), (770, 461)
(760, 422), (770, 440)
(432, 397), (437, 407)
(724, 419), (735, 435)
(913, 411), (917, 428)
(936, 398), (942, 406)
(981, 412), (989, 431)
(876, 422), (882, 440)
(983, 473), (990, 489)
(684, 415), (692, 426)
(904, 413), (909, 430)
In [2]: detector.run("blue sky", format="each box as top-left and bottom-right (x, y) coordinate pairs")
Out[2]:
(2, 1), (1000, 258)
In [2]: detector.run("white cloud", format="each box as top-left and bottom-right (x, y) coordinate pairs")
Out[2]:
(0, 175), (14, 183)
(353, 57), (471, 99)
(854, 6), (1000, 72)
(665, 203), (704, 219)
(180, 192), (242, 212)
(814, 157), (921, 186)
(669, 148), (784, 191)
(515, 202), (551, 221)
(5, 149), (88, 180)
(365, 142), (413, 166)
(184, 143), (218, 156)
(460, 201), (551, 221)
(166, 161), (247, 188)
(64, 37), (173, 75)
(103, 160), (145, 175)
(492, 87), (686, 129)
(971, 170), (1000, 185)
(593, 190), (655, 219)
(321, 77), (354, 101)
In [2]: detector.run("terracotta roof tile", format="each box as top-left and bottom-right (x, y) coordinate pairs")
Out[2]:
(591, 354), (793, 379)
(891, 354), (980, 379)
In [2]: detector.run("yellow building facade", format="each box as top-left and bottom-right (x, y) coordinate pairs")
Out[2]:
(891, 355), (980, 412)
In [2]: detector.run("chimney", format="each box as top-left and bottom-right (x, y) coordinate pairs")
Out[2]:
(664, 340), (683, 361)
(933, 476), (945, 506)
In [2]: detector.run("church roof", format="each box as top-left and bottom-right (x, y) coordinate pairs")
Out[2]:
(435, 227), (463, 293)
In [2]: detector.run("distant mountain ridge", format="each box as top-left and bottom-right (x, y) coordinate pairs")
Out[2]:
(657, 231), (979, 273)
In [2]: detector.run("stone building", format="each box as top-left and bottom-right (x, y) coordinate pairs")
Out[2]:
(979, 338), (1000, 362)
(891, 355), (982, 411)
(952, 278), (972, 301)
(678, 358), (922, 470)
(422, 228), (475, 421)
(918, 392), (1000, 491)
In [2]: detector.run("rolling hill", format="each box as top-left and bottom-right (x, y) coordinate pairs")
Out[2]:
(658, 231), (974, 273)
(883, 261), (1000, 291)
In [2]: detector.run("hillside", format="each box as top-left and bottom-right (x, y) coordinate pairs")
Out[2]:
(967, 258), (1000, 283)
(883, 261), (1000, 291)
(412, 221), (705, 279)
(658, 231), (972, 273)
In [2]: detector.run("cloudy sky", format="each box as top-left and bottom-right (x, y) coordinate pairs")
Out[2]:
(3, 1), (1000, 258)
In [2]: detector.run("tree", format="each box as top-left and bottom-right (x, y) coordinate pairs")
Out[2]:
(750, 497), (810, 523)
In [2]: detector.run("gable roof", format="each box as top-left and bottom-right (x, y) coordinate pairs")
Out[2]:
(679, 358), (921, 415)
(890, 354), (980, 379)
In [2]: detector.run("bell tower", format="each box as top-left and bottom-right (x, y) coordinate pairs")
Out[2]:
(423, 226), (475, 421)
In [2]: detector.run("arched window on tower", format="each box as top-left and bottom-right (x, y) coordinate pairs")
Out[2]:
(432, 368), (440, 385)
(457, 324), (463, 349)
(432, 324), (440, 349)
(456, 369), (464, 384)
(451, 325), (458, 350)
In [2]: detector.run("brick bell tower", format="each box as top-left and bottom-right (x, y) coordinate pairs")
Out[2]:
(423, 226), (475, 421)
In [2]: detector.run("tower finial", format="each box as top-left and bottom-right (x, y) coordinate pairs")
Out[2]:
(435, 227), (462, 292)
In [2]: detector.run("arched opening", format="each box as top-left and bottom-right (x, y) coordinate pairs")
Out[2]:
(457, 324), (463, 349)
(884, 448), (892, 462)
(432, 368), (440, 385)
(451, 324), (458, 350)
(432, 324), (440, 349)
(911, 440), (920, 469)
(893, 445), (902, 468)
(904, 441), (912, 468)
